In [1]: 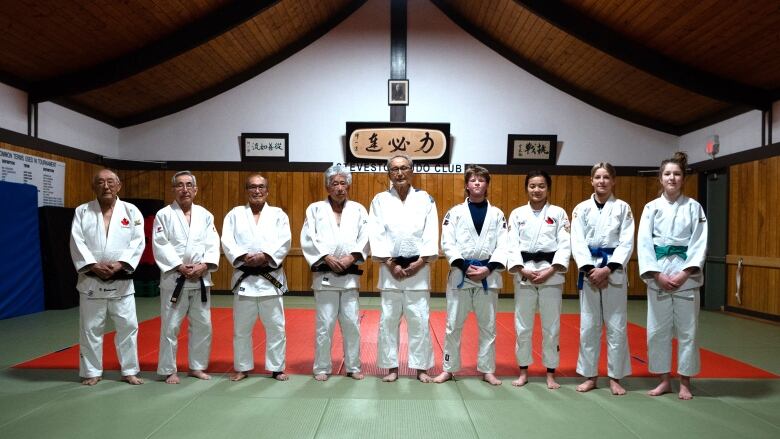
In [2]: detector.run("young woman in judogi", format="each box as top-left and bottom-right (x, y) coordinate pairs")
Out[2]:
(571, 163), (634, 395)
(433, 165), (508, 386)
(638, 151), (707, 400)
(507, 170), (571, 389)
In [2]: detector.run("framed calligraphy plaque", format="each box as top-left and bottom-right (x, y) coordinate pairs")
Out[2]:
(506, 134), (558, 165)
(345, 122), (451, 164)
(240, 133), (289, 162)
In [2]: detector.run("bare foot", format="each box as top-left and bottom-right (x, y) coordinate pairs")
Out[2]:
(546, 372), (560, 390)
(81, 377), (101, 386)
(165, 373), (180, 384)
(347, 372), (365, 380)
(511, 369), (528, 387)
(576, 377), (598, 392)
(678, 376), (693, 400)
(229, 371), (248, 382)
(382, 367), (399, 382)
(609, 378), (627, 396)
(122, 375), (144, 385)
(416, 370), (433, 383)
(189, 370), (211, 380)
(433, 372), (453, 383)
(648, 375), (672, 396)
(314, 373), (329, 381)
(272, 371), (289, 381)
(483, 373), (502, 386)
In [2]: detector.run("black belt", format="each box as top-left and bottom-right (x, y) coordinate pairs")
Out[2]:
(312, 263), (363, 276)
(392, 255), (420, 269)
(171, 275), (207, 303)
(85, 270), (135, 281)
(232, 264), (287, 293)
(521, 251), (555, 264)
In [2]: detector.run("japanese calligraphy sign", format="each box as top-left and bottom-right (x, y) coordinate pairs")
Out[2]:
(506, 134), (558, 165)
(345, 122), (451, 164)
(240, 133), (289, 162)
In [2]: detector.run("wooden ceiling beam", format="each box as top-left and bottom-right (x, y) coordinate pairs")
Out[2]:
(28, 0), (280, 104)
(514, 0), (772, 110)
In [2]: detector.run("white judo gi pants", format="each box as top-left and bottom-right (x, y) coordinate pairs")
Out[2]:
(441, 287), (498, 374)
(234, 294), (286, 373)
(646, 287), (700, 376)
(157, 287), (212, 375)
(514, 284), (562, 369)
(313, 289), (361, 375)
(79, 294), (140, 378)
(377, 289), (434, 370)
(576, 282), (631, 379)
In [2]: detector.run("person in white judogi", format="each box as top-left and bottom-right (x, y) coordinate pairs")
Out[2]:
(301, 165), (369, 381)
(369, 154), (438, 383)
(70, 169), (145, 386)
(153, 171), (220, 384)
(508, 170), (571, 389)
(638, 152), (707, 400)
(571, 163), (634, 395)
(433, 165), (508, 386)
(221, 173), (291, 382)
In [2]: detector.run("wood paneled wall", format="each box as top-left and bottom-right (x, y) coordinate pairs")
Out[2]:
(727, 155), (780, 316)
(117, 169), (697, 296)
(3, 141), (706, 298)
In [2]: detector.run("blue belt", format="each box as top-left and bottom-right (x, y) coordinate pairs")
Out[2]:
(457, 258), (490, 292)
(577, 247), (615, 290)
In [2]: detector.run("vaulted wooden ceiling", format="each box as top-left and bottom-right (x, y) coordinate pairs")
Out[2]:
(0, 0), (777, 135)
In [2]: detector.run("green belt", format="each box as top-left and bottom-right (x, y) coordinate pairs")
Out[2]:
(654, 245), (688, 260)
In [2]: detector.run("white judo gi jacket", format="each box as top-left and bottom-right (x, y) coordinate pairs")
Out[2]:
(152, 201), (221, 289)
(441, 200), (508, 289)
(300, 199), (369, 291)
(571, 195), (634, 286)
(638, 195), (708, 290)
(369, 186), (439, 290)
(221, 204), (291, 296)
(70, 198), (145, 298)
(507, 203), (571, 286)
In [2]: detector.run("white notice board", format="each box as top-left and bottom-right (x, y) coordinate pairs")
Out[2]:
(0, 148), (66, 207)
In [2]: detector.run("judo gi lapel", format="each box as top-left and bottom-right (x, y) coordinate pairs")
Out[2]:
(590, 194), (615, 245)
(172, 201), (195, 263)
(527, 202), (549, 252)
(244, 204), (260, 244)
(88, 199), (108, 259)
(325, 199), (347, 257)
(103, 199), (131, 260)
(467, 199), (493, 258)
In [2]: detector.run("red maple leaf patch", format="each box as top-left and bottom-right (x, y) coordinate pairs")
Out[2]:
(121, 218), (130, 226)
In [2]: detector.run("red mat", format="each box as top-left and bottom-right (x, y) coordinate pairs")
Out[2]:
(14, 309), (777, 379)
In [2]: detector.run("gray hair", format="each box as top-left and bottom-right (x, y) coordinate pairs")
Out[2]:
(93, 168), (120, 185)
(172, 170), (197, 187)
(324, 164), (352, 187)
(386, 153), (413, 170)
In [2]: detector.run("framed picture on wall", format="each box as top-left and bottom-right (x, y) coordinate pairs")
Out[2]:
(506, 134), (558, 165)
(388, 79), (409, 105)
(239, 133), (289, 162)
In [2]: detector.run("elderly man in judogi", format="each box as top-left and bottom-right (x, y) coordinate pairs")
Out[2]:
(301, 164), (369, 381)
(70, 169), (145, 386)
(222, 173), (291, 382)
(153, 170), (220, 384)
(433, 165), (508, 386)
(369, 154), (439, 383)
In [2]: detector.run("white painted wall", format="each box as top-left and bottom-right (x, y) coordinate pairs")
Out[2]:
(406, 0), (677, 166)
(0, 83), (28, 135)
(37, 102), (119, 157)
(120, 0), (390, 162)
(119, 0), (678, 166)
(678, 110), (764, 163)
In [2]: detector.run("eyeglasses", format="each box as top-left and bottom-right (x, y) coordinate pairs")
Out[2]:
(389, 166), (411, 174)
(246, 184), (267, 191)
(173, 182), (195, 190)
(95, 179), (118, 188)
